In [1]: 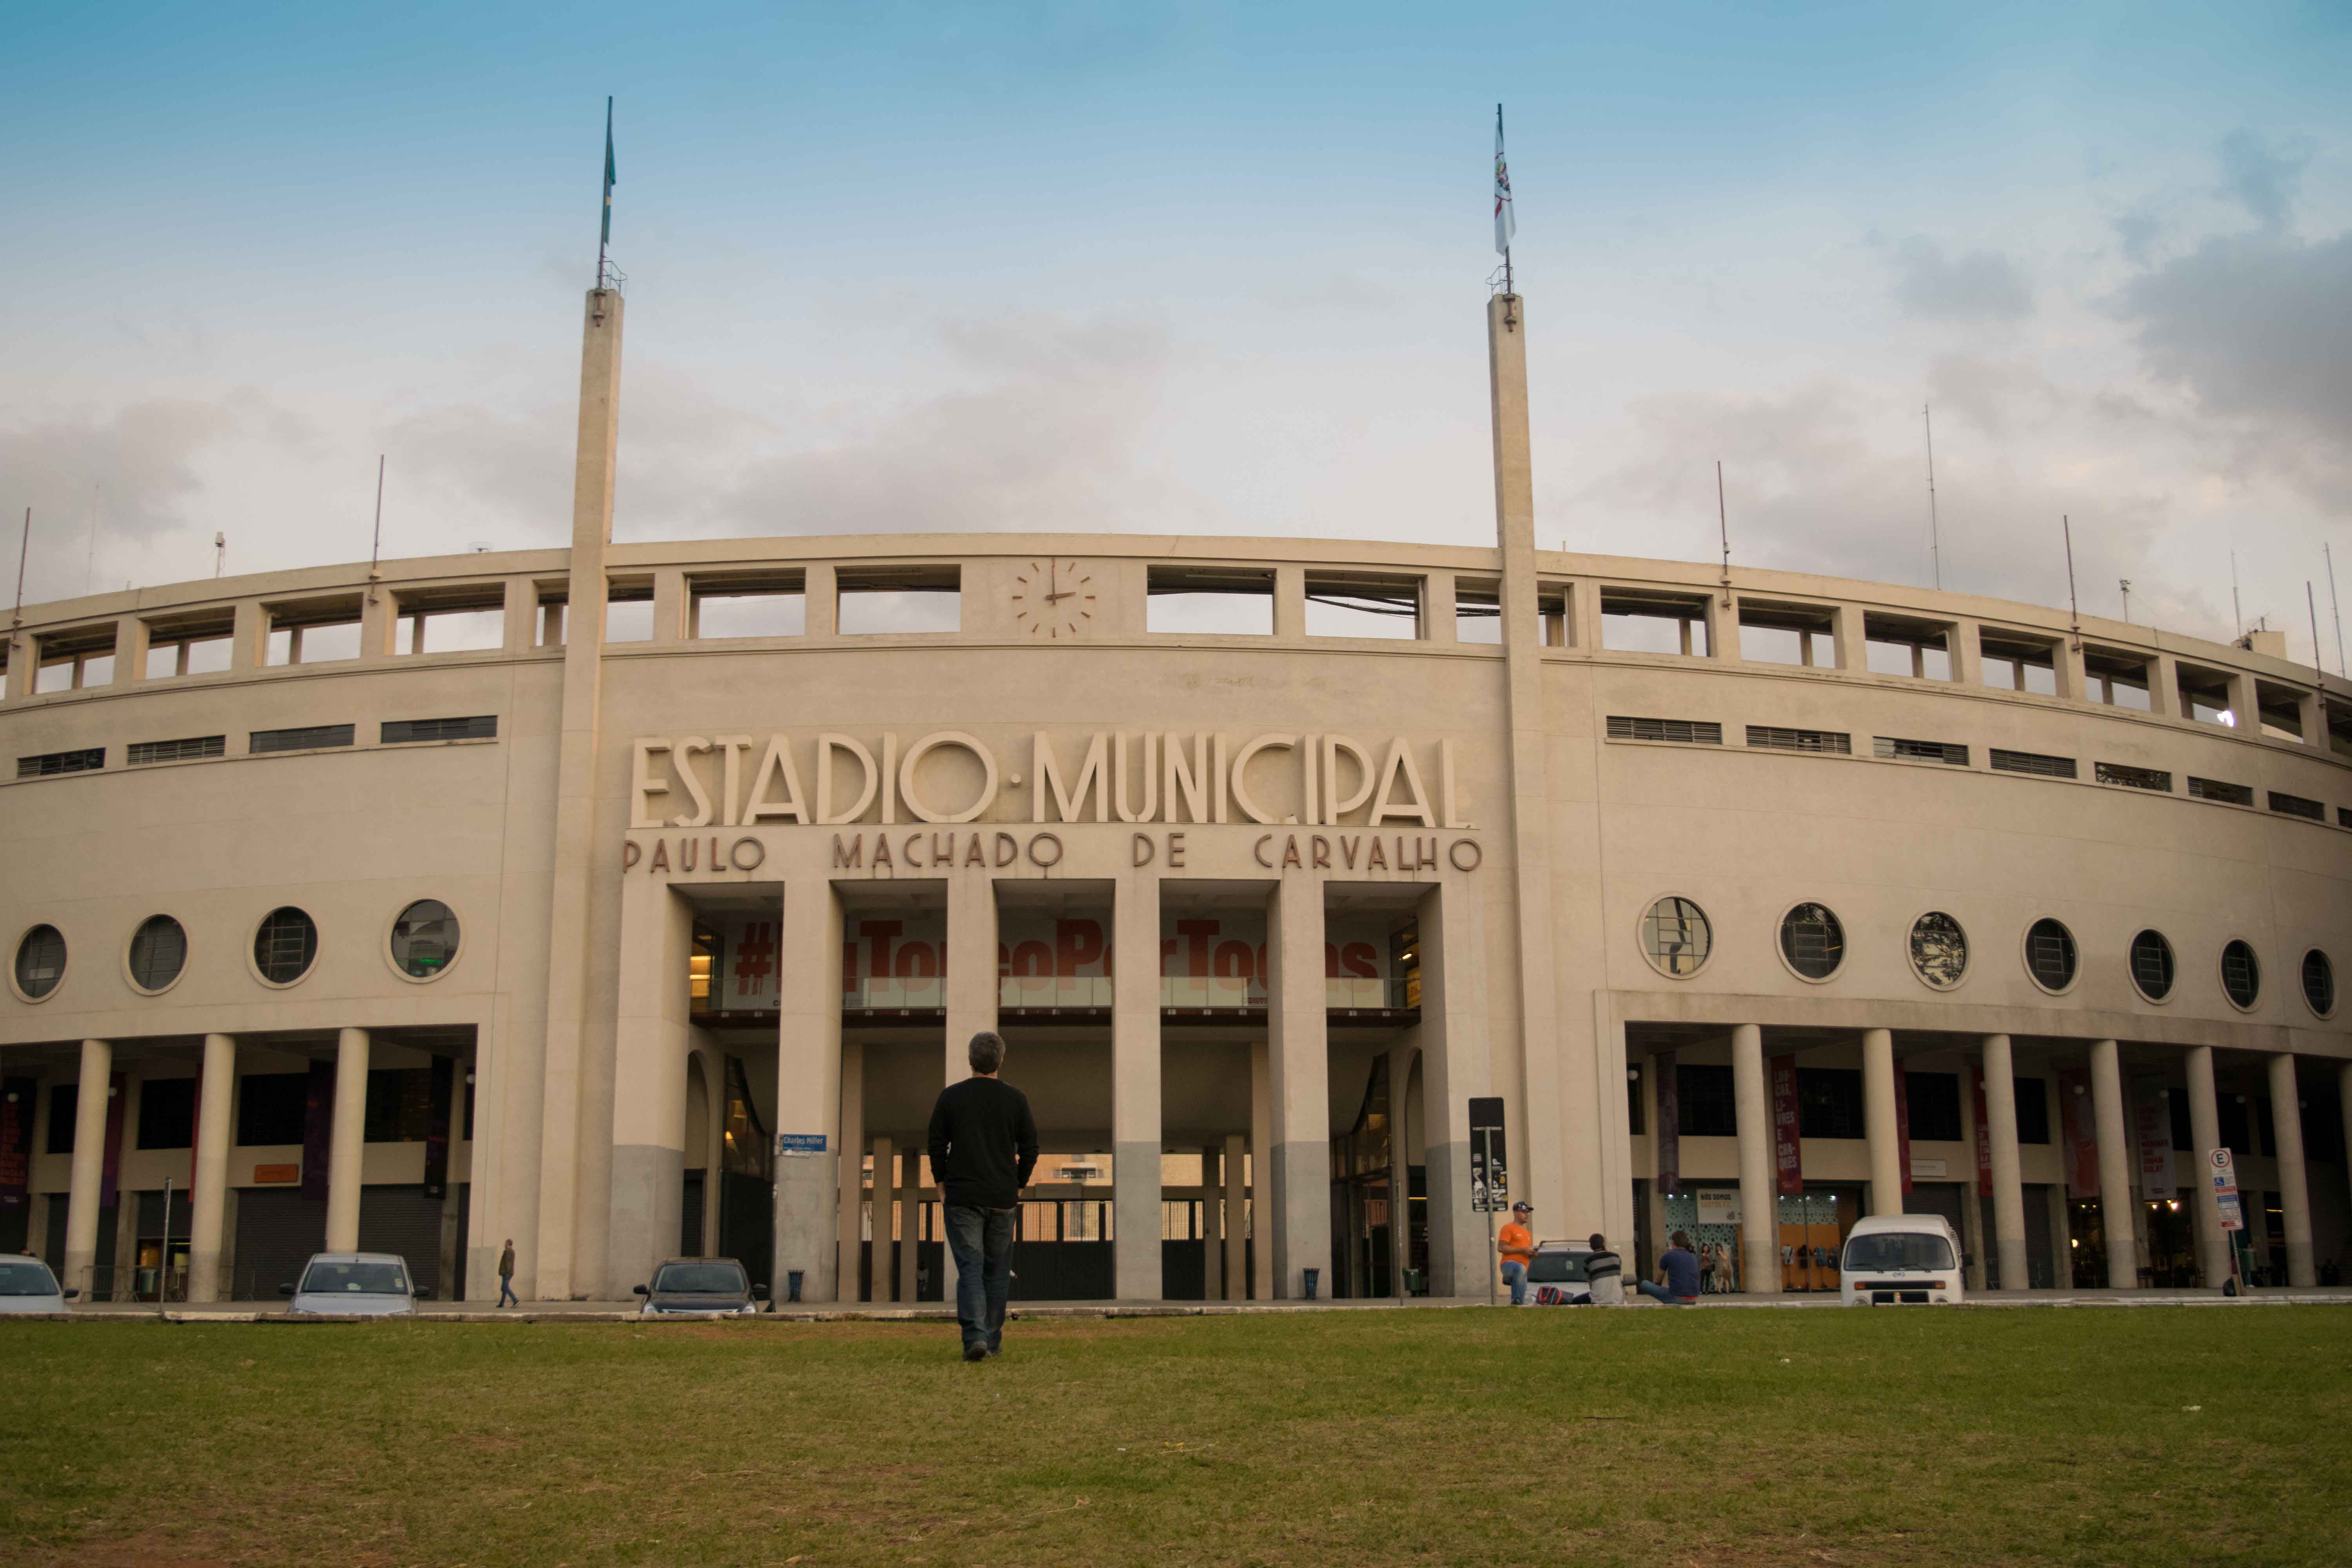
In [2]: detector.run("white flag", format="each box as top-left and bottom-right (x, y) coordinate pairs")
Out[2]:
(1493, 105), (1516, 256)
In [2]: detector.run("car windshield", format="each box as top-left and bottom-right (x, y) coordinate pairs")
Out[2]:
(299, 1261), (409, 1295)
(0, 1258), (60, 1296)
(1843, 1232), (1956, 1272)
(1526, 1251), (1588, 1284)
(653, 1263), (748, 1295)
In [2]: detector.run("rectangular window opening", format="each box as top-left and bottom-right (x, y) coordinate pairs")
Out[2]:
(2083, 648), (2155, 712)
(1606, 715), (1722, 745)
(394, 585), (508, 656)
(1602, 589), (1711, 657)
(1980, 632), (2059, 696)
(2187, 776), (2254, 806)
(1146, 565), (1274, 636)
(1737, 601), (1835, 667)
(690, 572), (806, 639)
(1862, 615), (1953, 680)
(32, 625), (118, 693)
(837, 564), (961, 635)
(250, 723), (355, 754)
(2254, 682), (2307, 743)
(603, 578), (655, 643)
(1747, 725), (1850, 755)
(533, 582), (568, 648)
(127, 735), (226, 766)
(1990, 748), (2076, 780)
(2094, 762), (2172, 792)
(382, 715), (497, 744)
(263, 595), (365, 666)
(2269, 790), (2324, 821)
(1874, 736), (1969, 766)
(1304, 571), (1422, 640)
(1453, 579), (1501, 646)
(143, 610), (236, 679)
(2176, 665), (2236, 728)
(17, 746), (104, 778)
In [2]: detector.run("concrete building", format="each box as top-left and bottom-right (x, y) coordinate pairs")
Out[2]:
(3, 287), (2349, 1306)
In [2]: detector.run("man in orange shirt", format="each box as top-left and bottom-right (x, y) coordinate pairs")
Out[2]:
(1498, 1201), (1535, 1305)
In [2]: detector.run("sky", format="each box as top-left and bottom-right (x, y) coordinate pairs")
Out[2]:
(5, 1), (2350, 664)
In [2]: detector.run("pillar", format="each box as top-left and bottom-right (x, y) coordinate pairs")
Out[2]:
(439, 1062), (467, 1299)
(2185, 1045), (2228, 1288)
(1112, 865), (1163, 1301)
(1267, 878), (1330, 1299)
(775, 879), (845, 1302)
(1200, 1144), (1223, 1302)
(1223, 1130), (1247, 1302)
(1385, 1045), (1410, 1300)
(942, 874), (998, 1307)
(1413, 880), (1489, 1299)
(1862, 1028), (1902, 1215)
(838, 1042), (865, 1300)
(325, 1028), (369, 1253)
(1731, 1025), (1776, 1297)
(2269, 1053), (2315, 1288)
(188, 1034), (235, 1303)
(1249, 1041), (1272, 1299)
(608, 878), (694, 1297)
(2088, 1040), (2137, 1290)
(1982, 1035), (2028, 1290)
(2341, 1063), (2352, 1239)
(897, 1148), (919, 1306)
(871, 1134), (896, 1303)
(62, 1039), (113, 1298)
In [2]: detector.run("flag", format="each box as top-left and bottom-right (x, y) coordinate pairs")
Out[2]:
(1493, 103), (1515, 256)
(601, 96), (617, 247)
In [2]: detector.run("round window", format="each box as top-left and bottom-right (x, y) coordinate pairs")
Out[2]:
(128, 915), (188, 992)
(253, 907), (318, 985)
(390, 900), (460, 979)
(1779, 902), (1845, 980)
(1639, 896), (1710, 977)
(2220, 940), (2260, 1010)
(2129, 929), (2175, 1002)
(1908, 912), (1968, 989)
(2025, 918), (2076, 991)
(2303, 950), (2336, 1017)
(13, 925), (66, 1000)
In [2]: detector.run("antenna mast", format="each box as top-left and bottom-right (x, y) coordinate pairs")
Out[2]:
(2327, 542), (2345, 677)
(2062, 515), (2081, 650)
(12, 508), (29, 625)
(368, 454), (386, 601)
(1923, 404), (1942, 590)
(85, 485), (101, 596)
(1716, 460), (1732, 606)
(2230, 547), (2243, 641)
(2120, 579), (2132, 624)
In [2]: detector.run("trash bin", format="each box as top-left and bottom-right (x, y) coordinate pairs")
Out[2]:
(1302, 1267), (1319, 1301)
(1401, 1268), (1424, 1297)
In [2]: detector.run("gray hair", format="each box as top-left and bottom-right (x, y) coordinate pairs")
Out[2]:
(967, 1031), (1006, 1074)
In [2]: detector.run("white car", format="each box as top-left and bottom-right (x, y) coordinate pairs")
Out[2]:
(1839, 1214), (1965, 1305)
(281, 1252), (417, 1317)
(0, 1255), (73, 1313)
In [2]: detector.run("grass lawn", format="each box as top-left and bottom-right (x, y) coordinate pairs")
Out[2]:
(4, 1307), (2350, 1566)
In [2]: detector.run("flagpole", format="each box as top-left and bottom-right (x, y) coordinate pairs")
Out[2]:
(1497, 103), (1512, 296)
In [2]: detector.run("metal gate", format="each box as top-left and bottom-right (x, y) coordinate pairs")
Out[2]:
(233, 1188), (327, 1299)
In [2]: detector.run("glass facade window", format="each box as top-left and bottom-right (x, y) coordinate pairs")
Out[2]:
(389, 900), (459, 978)
(253, 907), (318, 985)
(1640, 897), (1711, 976)
(2025, 918), (2076, 991)
(2304, 949), (2336, 1018)
(2221, 940), (2261, 1010)
(1779, 902), (1844, 980)
(13, 925), (66, 999)
(1908, 912), (1967, 989)
(2129, 929), (2175, 1001)
(129, 915), (187, 991)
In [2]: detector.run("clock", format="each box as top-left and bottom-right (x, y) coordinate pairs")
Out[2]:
(1009, 558), (1097, 640)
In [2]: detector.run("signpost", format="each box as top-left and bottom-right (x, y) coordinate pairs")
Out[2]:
(2209, 1147), (2245, 1292)
(776, 1133), (828, 1158)
(1469, 1097), (1506, 1305)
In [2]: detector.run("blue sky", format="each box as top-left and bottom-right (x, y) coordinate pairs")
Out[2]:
(6, 2), (2350, 657)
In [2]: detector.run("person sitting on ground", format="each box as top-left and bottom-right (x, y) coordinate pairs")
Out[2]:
(1583, 1232), (1624, 1305)
(1498, 1201), (1535, 1305)
(1635, 1230), (1703, 1305)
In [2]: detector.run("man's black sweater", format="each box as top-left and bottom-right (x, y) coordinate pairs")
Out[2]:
(926, 1075), (1040, 1210)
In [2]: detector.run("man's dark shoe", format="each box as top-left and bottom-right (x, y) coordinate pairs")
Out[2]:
(985, 1345), (1002, 1357)
(963, 1343), (987, 1362)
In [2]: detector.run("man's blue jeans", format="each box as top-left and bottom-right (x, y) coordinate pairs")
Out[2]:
(498, 1277), (518, 1307)
(945, 1204), (1016, 1353)
(1501, 1259), (1528, 1305)
(1635, 1280), (1695, 1305)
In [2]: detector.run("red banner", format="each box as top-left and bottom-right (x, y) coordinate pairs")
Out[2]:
(0, 1077), (32, 1215)
(1770, 1054), (1802, 1196)
(1893, 1062), (1914, 1195)
(2057, 1068), (2098, 1199)
(1971, 1065), (1993, 1198)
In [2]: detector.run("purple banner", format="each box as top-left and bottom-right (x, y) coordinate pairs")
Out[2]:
(1653, 1052), (1679, 1196)
(1770, 1054), (1803, 1197)
(301, 1060), (335, 1201)
(423, 1057), (454, 1201)
(99, 1073), (127, 1210)
(1894, 1062), (1913, 1196)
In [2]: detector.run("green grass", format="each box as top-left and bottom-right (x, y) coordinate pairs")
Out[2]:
(4, 1307), (2350, 1566)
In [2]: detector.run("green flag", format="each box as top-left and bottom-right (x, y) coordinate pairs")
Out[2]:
(601, 96), (616, 247)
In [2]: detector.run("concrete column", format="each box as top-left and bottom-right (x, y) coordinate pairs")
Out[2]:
(1414, 880), (1489, 1299)
(2088, 1040), (2138, 1290)
(1731, 1024), (1776, 1297)
(1830, 603), (1865, 671)
(696, 1046), (724, 1257)
(942, 874), (998, 1307)
(2341, 1063), (2352, 1238)
(439, 1063), (468, 1299)
(775, 879), (845, 1302)
(1249, 1040), (1272, 1299)
(871, 1134), (895, 1303)
(2185, 1045), (2228, 1288)
(1982, 1036), (2028, 1290)
(1200, 1144), (1223, 1302)
(1112, 864), (1163, 1301)
(2147, 653), (2181, 719)
(1385, 1046), (1410, 1300)
(897, 1149), (919, 1305)
(608, 878), (695, 1297)
(2269, 1053), (2316, 1287)
(1948, 619), (1982, 687)
(325, 1029), (370, 1253)
(1222, 1129), (1247, 1301)
(1862, 1029), (1902, 1215)
(1267, 877), (1331, 1299)
(62, 1039), (113, 1298)
(187, 1034), (236, 1303)
(837, 1042), (865, 1299)
(1274, 564), (1307, 639)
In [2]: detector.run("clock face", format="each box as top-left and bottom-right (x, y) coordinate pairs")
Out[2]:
(1009, 558), (1096, 640)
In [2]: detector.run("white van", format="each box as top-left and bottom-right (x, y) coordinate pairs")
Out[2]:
(1838, 1213), (1965, 1305)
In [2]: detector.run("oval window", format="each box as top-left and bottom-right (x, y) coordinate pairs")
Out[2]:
(1909, 912), (1967, 989)
(2303, 950), (2335, 1017)
(2129, 929), (2174, 1002)
(129, 915), (188, 992)
(1639, 897), (1710, 977)
(253, 907), (319, 985)
(1779, 902), (1845, 980)
(390, 900), (459, 978)
(2025, 918), (2076, 991)
(13, 925), (66, 1000)
(2220, 940), (2260, 1010)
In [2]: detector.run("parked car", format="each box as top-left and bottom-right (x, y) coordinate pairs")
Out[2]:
(280, 1252), (417, 1316)
(1838, 1214), (1966, 1305)
(1522, 1240), (1599, 1305)
(635, 1257), (768, 1317)
(0, 1256), (74, 1313)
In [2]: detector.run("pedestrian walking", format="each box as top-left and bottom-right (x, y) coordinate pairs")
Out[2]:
(1583, 1232), (1624, 1305)
(1498, 1201), (1535, 1305)
(927, 1030), (1038, 1362)
(497, 1238), (517, 1308)
(1635, 1230), (1702, 1305)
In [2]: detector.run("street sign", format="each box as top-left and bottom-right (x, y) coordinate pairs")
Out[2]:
(2209, 1147), (2243, 1232)
(1469, 1096), (1507, 1213)
(777, 1132), (828, 1158)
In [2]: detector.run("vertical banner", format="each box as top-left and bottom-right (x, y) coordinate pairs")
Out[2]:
(1654, 1051), (1679, 1198)
(99, 1072), (127, 1210)
(1893, 1061), (1914, 1195)
(2133, 1074), (2172, 1199)
(1971, 1065), (1993, 1198)
(1468, 1097), (1506, 1210)
(2209, 1147), (2243, 1232)
(0, 1077), (33, 1216)
(423, 1056), (455, 1201)
(1769, 1054), (1802, 1196)
(301, 1060), (335, 1201)
(2057, 1069), (2098, 1198)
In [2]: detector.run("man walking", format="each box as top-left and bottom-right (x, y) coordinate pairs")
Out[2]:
(927, 1031), (1038, 1362)
(496, 1239), (518, 1308)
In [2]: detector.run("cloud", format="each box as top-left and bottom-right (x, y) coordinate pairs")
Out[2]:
(1889, 237), (2034, 323)
(2216, 129), (2308, 231)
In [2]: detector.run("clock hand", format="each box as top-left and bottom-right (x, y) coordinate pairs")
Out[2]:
(1044, 591), (1074, 602)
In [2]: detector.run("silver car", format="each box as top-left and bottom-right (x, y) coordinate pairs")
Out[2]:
(280, 1252), (416, 1317)
(0, 1255), (73, 1314)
